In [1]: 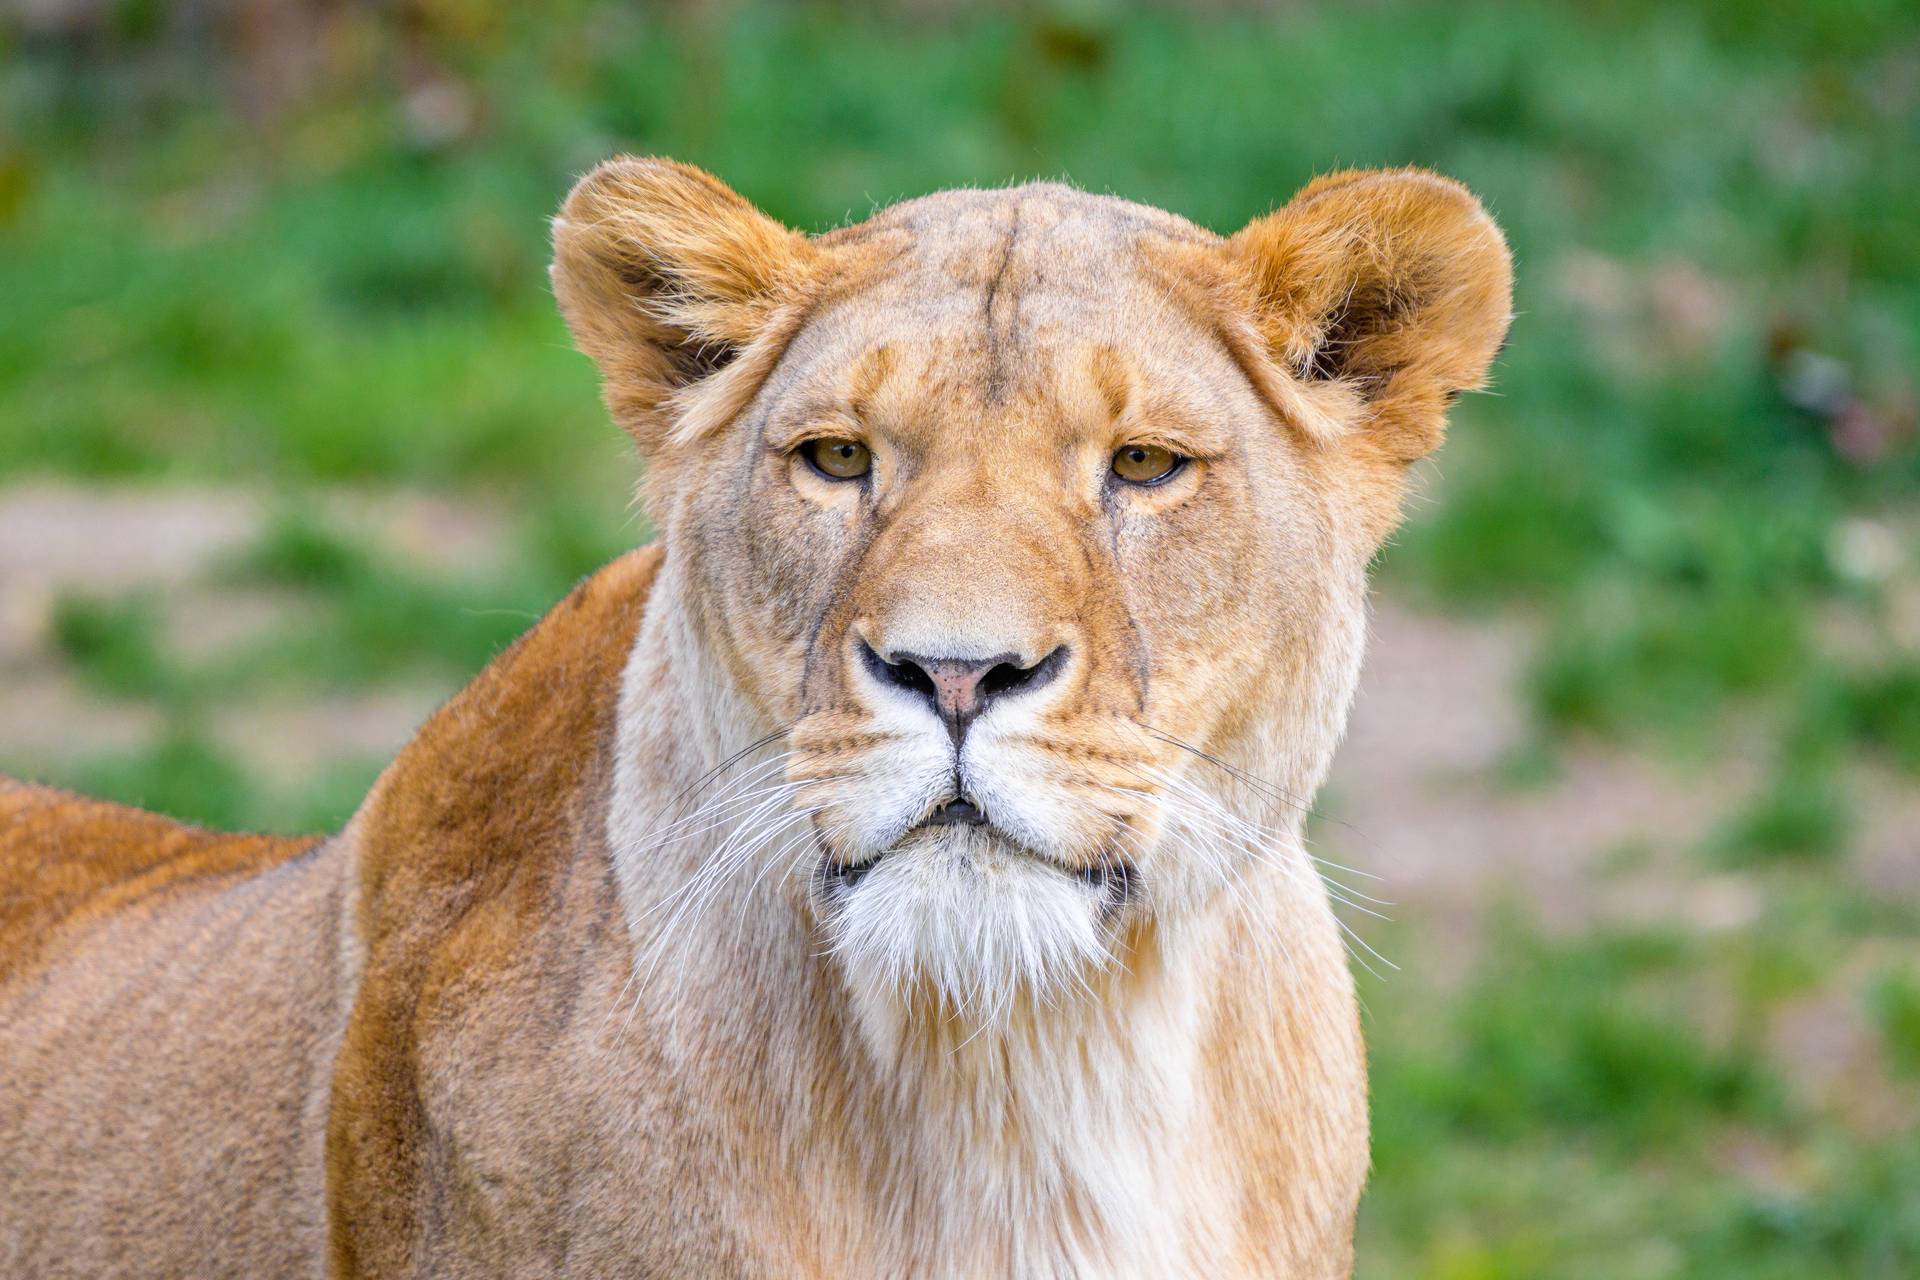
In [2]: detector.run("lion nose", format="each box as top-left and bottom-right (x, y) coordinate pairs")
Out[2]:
(860, 642), (1068, 744)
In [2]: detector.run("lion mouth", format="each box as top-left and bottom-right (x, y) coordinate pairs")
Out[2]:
(819, 792), (1000, 888)
(921, 796), (989, 827)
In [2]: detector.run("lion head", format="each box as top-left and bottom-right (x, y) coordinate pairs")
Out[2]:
(553, 159), (1510, 1024)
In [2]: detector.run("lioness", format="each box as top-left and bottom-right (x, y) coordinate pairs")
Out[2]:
(1, 159), (1510, 1278)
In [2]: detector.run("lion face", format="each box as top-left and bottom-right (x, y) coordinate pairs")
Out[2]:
(554, 162), (1511, 1018)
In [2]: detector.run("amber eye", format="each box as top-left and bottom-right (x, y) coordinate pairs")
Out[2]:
(1111, 443), (1185, 486)
(800, 437), (872, 480)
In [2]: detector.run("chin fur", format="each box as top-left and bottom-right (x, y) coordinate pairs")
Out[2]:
(818, 825), (1118, 1025)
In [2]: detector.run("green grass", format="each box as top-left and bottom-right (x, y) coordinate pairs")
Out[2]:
(217, 511), (556, 685)
(1872, 966), (1920, 1080)
(49, 591), (175, 701)
(4, 2), (1918, 1274)
(1360, 910), (1920, 1279)
(1712, 766), (1853, 865)
(1835, 663), (1920, 775)
(67, 729), (388, 835)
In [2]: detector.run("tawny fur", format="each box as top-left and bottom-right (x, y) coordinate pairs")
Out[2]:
(2, 158), (1511, 1278)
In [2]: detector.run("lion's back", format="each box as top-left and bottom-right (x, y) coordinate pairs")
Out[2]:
(0, 775), (322, 987)
(1, 778), (351, 1278)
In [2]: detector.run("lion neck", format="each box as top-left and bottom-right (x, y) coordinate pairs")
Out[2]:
(600, 553), (1358, 1277)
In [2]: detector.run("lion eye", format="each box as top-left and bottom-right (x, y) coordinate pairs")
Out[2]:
(801, 437), (872, 480)
(1111, 444), (1185, 486)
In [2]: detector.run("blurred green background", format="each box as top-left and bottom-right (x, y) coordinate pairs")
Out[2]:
(2, 1), (1917, 1275)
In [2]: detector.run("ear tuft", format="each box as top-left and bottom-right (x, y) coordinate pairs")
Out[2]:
(551, 157), (814, 453)
(1224, 168), (1513, 461)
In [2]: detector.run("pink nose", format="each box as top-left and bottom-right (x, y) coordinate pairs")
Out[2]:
(918, 657), (995, 721)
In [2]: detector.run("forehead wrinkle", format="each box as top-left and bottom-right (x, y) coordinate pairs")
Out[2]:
(843, 343), (896, 418)
(1087, 345), (1133, 423)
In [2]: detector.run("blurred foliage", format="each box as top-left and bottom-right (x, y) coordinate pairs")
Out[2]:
(50, 589), (174, 700)
(1873, 964), (1920, 1079)
(3, 1), (1918, 1274)
(1364, 913), (1920, 1279)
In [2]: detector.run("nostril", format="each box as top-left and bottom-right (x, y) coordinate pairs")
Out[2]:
(889, 658), (936, 698)
(980, 645), (1068, 700)
(979, 661), (1026, 699)
(860, 640), (936, 699)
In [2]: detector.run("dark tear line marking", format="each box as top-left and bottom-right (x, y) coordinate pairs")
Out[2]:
(796, 501), (885, 707)
(1091, 515), (1152, 715)
(980, 200), (1024, 404)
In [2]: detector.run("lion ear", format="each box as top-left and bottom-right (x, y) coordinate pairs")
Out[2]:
(1222, 168), (1513, 462)
(551, 156), (815, 453)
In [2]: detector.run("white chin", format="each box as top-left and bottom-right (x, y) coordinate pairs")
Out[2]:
(823, 826), (1113, 1020)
